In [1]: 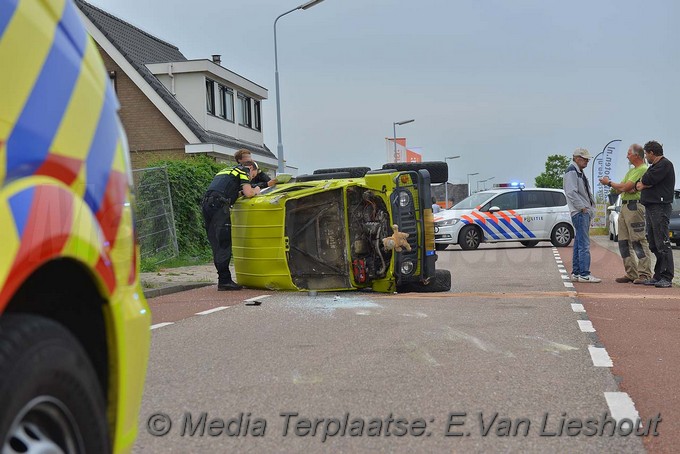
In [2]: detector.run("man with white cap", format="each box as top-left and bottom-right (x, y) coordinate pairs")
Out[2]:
(563, 148), (601, 283)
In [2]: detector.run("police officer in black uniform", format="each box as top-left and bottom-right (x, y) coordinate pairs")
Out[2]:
(202, 162), (259, 290)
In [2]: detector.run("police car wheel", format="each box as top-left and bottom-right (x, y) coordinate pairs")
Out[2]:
(0, 314), (109, 454)
(520, 240), (539, 248)
(459, 225), (481, 250)
(550, 223), (573, 247)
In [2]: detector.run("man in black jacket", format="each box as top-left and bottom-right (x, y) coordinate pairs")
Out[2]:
(635, 140), (675, 288)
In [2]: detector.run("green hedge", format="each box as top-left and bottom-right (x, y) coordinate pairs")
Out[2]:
(138, 155), (228, 260)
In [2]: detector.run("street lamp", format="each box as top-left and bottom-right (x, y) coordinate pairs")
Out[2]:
(392, 119), (415, 163)
(476, 178), (489, 192)
(274, 0), (325, 174)
(467, 172), (479, 196)
(444, 155), (460, 208)
(484, 176), (495, 190)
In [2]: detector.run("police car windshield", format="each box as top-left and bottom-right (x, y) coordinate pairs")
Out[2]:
(451, 192), (494, 210)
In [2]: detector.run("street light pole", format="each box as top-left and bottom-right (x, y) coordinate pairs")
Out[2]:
(392, 119), (415, 163)
(444, 155), (460, 208)
(274, 0), (325, 174)
(477, 178), (488, 192)
(484, 176), (495, 190)
(467, 172), (479, 196)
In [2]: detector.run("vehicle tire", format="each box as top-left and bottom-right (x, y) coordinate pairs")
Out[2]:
(397, 269), (452, 293)
(381, 161), (448, 184)
(0, 314), (109, 454)
(614, 233), (618, 242)
(313, 167), (370, 178)
(459, 225), (481, 250)
(609, 231), (614, 241)
(520, 240), (539, 247)
(550, 223), (573, 247)
(435, 243), (448, 251)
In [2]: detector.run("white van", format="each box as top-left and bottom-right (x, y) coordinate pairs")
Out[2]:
(434, 188), (574, 250)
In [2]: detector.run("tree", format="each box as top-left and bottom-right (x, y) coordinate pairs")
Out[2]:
(535, 155), (571, 188)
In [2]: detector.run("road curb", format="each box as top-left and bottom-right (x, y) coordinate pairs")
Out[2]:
(143, 282), (213, 299)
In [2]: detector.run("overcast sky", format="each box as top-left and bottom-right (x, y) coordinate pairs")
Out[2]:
(89, 0), (679, 186)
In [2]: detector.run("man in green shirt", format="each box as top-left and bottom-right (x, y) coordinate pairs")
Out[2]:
(599, 144), (652, 284)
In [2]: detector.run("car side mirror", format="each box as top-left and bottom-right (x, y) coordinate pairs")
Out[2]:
(488, 206), (501, 213)
(615, 206), (621, 213)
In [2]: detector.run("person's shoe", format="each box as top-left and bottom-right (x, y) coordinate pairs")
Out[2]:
(654, 279), (673, 288)
(615, 276), (633, 283)
(633, 278), (648, 285)
(571, 274), (579, 282)
(578, 275), (602, 283)
(642, 278), (659, 286)
(218, 281), (243, 291)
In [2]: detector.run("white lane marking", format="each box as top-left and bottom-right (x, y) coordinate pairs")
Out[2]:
(564, 282), (575, 288)
(561, 275), (571, 280)
(571, 303), (585, 312)
(588, 346), (613, 367)
(151, 322), (174, 330)
(196, 306), (229, 315)
(578, 320), (595, 332)
(605, 392), (641, 425)
(556, 260), (563, 264)
(244, 294), (271, 303)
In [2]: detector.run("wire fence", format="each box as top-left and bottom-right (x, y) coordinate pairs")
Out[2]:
(133, 166), (179, 265)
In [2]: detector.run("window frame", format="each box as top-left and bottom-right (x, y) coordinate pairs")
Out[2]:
(218, 84), (234, 122)
(206, 78), (216, 116)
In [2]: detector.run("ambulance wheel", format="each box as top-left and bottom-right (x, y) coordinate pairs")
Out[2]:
(435, 243), (448, 251)
(397, 269), (451, 293)
(550, 223), (573, 247)
(381, 162), (448, 184)
(520, 240), (539, 247)
(459, 225), (481, 250)
(0, 314), (109, 454)
(313, 167), (370, 178)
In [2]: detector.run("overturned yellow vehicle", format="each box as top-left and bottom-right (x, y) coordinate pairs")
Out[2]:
(232, 162), (451, 293)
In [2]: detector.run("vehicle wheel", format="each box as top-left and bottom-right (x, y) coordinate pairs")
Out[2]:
(397, 269), (451, 293)
(313, 167), (370, 178)
(520, 240), (539, 247)
(609, 231), (614, 241)
(435, 243), (448, 251)
(0, 314), (109, 454)
(550, 223), (573, 247)
(459, 225), (481, 250)
(296, 172), (351, 182)
(381, 161), (448, 184)
(614, 233), (618, 242)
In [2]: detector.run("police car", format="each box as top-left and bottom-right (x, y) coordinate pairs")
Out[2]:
(434, 187), (574, 250)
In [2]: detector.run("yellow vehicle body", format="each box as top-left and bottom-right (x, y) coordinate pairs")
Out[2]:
(232, 167), (442, 293)
(1, 1), (149, 452)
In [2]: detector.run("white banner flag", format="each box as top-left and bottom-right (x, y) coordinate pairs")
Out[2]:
(592, 139), (621, 228)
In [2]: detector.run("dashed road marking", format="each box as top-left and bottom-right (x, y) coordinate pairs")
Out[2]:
(578, 320), (595, 332)
(605, 392), (641, 424)
(571, 303), (585, 312)
(151, 322), (174, 330)
(588, 346), (613, 367)
(196, 306), (229, 315)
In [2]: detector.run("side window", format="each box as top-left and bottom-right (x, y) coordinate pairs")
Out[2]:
(485, 192), (519, 211)
(551, 192), (567, 207)
(206, 78), (216, 115)
(521, 191), (548, 209)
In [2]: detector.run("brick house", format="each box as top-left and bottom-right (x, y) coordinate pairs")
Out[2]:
(75, 0), (276, 171)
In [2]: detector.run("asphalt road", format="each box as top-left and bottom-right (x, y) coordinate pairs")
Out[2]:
(135, 239), (680, 453)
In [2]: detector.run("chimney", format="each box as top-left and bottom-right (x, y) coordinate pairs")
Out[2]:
(212, 54), (221, 66)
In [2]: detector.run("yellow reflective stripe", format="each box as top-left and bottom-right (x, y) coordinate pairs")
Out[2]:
(50, 39), (105, 162)
(0, 0), (66, 140)
(111, 140), (126, 174)
(61, 196), (102, 267)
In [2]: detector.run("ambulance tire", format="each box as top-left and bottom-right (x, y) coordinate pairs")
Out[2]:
(381, 162), (448, 184)
(459, 225), (481, 250)
(520, 240), (539, 248)
(435, 243), (448, 251)
(313, 167), (370, 178)
(0, 314), (109, 454)
(550, 223), (574, 247)
(397, 269), (451, 293)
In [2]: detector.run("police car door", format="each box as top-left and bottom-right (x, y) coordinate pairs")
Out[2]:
(481, 191), (528, 242)
(519, 190), (550, 239)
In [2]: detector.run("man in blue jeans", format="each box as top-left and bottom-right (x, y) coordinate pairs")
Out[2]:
(563, 148), (601, 283)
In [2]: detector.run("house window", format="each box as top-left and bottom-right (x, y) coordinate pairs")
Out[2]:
(238, 93), (252, 127)
(253, 100), (261, 131)
(206, 78), (215, 115)
(218, 85), (234, 121)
